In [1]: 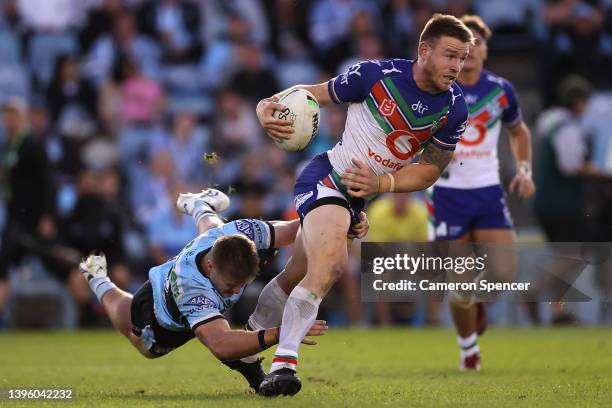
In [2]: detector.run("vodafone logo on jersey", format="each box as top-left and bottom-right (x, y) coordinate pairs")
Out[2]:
(385, 130), (421, 160)
(459, 121), (486, 146)
(368, 147), (405, 171)
(378, 99), (397, 117)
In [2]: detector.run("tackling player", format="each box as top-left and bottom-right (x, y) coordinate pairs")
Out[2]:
(427, 15), (535, 370)
(78, 189), (328, 392)
(254, 14), (473, 396)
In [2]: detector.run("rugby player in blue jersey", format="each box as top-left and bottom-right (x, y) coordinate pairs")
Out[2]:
(253, 14), (473, 396)
(79, 189), (344, 392)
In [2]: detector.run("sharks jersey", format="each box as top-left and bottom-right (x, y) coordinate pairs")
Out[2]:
(435, 70), (522, 189)
(148, 219), (274, 332)
(327, 59), (468, 177)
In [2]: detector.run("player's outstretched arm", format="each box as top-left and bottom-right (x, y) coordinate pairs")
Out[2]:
(194, 318), (327, 361)
(341, 143), (453, 197)
(268, 219), (301, 247)
(256, 82), (332, 141)
(507, 121), (535, 199)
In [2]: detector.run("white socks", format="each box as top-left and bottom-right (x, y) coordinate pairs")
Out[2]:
(88, 276), (116, 302)
(239, 277), (290, 364)
(248, 276), (289, 330)
(270, 286), (321, 373)
(457, 332), (479, 358)
(192, 203), (216, 225)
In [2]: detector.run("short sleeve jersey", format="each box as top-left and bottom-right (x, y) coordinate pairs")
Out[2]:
(435, 70), (522, 188)
(327, 59), (468, 176)
(149, 219), (274, 332)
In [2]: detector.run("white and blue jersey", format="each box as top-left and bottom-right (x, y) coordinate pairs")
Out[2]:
(148, 219), (274, 332)
(294, 59), (468, 227)
(429, 70), (522, 240)
(326, 58), (468, 176)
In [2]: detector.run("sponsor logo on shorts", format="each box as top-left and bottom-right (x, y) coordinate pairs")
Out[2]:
(295, 191), (314, 210)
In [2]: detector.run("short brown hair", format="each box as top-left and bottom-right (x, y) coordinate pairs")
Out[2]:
(211, 234), (259, 281)
(460, 15), (492, 41)
(419, 13), (474, 45)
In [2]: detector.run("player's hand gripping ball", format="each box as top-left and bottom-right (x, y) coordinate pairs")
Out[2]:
(273, 89), (320, 152)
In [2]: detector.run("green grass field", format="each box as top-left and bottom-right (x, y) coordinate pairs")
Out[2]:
(1, 327), (611, 407)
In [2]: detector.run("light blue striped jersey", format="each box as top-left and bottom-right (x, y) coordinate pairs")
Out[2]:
(148, 219), (274, 332)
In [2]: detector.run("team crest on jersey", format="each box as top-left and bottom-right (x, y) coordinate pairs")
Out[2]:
(378, 99), (397, 117)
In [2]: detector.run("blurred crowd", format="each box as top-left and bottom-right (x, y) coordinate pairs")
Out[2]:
(1, 0), (612, 329)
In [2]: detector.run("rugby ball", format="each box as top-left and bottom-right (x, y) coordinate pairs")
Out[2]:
(273, 88), (320, 152)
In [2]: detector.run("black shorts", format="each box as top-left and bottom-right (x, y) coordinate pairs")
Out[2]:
(130, 281), (195, 357)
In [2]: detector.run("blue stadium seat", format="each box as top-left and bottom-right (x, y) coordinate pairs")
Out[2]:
(0, 29), (22, 64)
(0, 64), (31, 101)
(28, 32), (78, 88)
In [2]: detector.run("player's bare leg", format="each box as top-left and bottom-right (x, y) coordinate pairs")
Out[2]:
(260, 205), (350, 397)
(450, 228), (516, 370)
(79, 254), (155, 358)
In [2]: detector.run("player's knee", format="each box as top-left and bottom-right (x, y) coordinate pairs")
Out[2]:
(315, 260), (348, 289)
(329, 260), (348, 280)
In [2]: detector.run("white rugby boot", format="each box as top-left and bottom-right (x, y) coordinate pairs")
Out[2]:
(176, 188), (230, 215)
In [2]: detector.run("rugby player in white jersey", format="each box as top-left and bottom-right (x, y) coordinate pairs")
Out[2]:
(251, 14), (473, 396)
(427, 15), (535, 370)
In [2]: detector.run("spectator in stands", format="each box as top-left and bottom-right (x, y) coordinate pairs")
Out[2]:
(0, 97), (57, 316)
(17, 0), (81, 32)
(117, 57), (165, 127)
(198, 13), (251, 91)
(85, 11), (160, 86)
(59, 153), (134, 326)
(534, 75), (599, 241)
(367, 193), (431, 325)
(533, 75), (600, 323)
(160, 111), (209, 184)
(46, 55), (98, 126)
(198, 0), (269, 49)
(230, 44), (280, 103)
(0, 0), (20, 31)
(261, 0), (309, 58)
(79, 0), (126, 54)
(130, 148), (176, 225)
(211, 87), (262, 161)
(100, 56), (165, 176)
(147, 181), (197, 265)
(541, 0), (606, 105)
(337, 33), (385, 77)
(380, 0), (414, 59)
(138, 0), (202, 63)
(307, 0), (378, 72)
